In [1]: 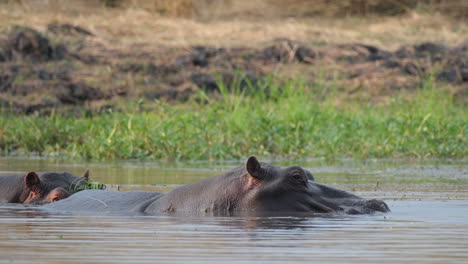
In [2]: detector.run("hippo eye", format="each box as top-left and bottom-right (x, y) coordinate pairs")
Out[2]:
(291, 172), (308, 187)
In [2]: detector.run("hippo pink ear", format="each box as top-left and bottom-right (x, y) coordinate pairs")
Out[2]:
(24, 172), (41, 190)
(246, 156), (262, 179)
(82, 169), (90, 180)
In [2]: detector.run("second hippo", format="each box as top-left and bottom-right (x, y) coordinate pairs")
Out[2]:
(0, 170), (98, 204)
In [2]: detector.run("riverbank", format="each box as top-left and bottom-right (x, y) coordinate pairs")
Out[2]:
(0, 9), (466, 115)
(0, 5), (466, 160)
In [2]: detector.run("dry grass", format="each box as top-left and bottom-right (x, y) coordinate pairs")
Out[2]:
(0, 5), (466, 50)
(13, 0), (465, 19)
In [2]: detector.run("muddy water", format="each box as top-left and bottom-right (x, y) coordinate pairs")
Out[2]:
(0, 157), (467, 264)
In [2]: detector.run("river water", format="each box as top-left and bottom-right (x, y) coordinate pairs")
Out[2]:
(0, 157), (467, 264)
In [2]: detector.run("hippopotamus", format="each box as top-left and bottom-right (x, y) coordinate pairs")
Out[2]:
(44, 156), (389, 215)
(0, 170), (93, 204)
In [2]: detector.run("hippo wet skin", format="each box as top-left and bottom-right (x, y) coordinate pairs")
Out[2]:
(0, 170), (92, 204)
(45, 157), (389, 215)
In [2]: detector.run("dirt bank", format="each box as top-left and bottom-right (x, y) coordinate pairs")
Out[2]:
(0, 24), (466, 115)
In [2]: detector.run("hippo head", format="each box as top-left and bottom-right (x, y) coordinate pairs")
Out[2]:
(236, 156), (389, 214)
(153, 156), (389, 215)
(22, 170), (91, 204)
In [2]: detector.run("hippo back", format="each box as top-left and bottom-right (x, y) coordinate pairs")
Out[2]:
(44, 190), (164, 214)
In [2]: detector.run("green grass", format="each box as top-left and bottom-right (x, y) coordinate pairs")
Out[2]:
(71, 178), (106, 192)
(0, 77), (466, 161)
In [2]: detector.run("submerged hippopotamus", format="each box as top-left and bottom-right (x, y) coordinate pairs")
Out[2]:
(44, 157), (389, 215)
(0, 170), (93, 204)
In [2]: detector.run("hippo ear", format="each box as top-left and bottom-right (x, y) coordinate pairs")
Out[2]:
(24, 172), (41, 190)
(246, 156), (263, 179)
(82, 169), (90, 180)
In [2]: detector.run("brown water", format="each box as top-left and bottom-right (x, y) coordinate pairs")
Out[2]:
(0, 157), (467, 264)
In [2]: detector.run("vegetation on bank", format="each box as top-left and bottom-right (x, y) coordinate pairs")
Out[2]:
(0, 77), (466, 161)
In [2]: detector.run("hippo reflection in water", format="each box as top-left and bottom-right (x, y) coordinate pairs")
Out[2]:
(44, 157), (389, 215)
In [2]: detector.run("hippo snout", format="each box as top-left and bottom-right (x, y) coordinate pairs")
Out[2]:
(338, 199), (390, 214)
(365, 199), (390, 213)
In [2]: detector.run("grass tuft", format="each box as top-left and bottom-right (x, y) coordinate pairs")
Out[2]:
(71, 178), (107, 192)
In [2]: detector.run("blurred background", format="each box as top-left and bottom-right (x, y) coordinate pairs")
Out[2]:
(0, 0), (466, 160)
(4, 0), (467, 19)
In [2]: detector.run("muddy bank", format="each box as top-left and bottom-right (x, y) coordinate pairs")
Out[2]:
(0, 24), (466, 115)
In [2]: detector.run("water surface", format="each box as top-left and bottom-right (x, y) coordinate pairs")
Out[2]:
(0, 157), (466, 264)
